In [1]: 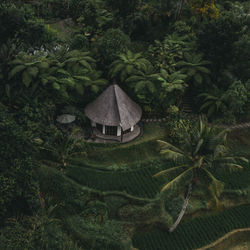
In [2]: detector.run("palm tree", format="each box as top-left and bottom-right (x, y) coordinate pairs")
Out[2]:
(157, 69), (187, 93)
(176, 52), (211, 85)
(109, 50), (152, 82)
(153, 117), (248, 232)
(154, 69), (188, 108)
(42, 50), (105, 98)
(8, 51), (50, 88)
(84, 70), (108, 94)
(40, 130), (87, 169)
(125, 62), (157, 94)
(62, 50), (96, 73)
(198, 87), (228, 118)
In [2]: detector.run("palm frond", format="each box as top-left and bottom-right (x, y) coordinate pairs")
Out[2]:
(227, 164), (244, 173)
(8, 65), (26, 79)
(203, 168), (224, 198)
(160, 148), (187, 162)
(161, 167), (195, 192)
(153, 165), (188, 178)
(193, 139), (204, 155)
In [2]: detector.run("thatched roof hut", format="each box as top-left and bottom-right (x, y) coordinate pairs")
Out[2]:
(85, 84), (142, 130)
(84, 84), (142, 140)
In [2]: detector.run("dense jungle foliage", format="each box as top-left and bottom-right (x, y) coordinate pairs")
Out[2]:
(1, 0), (250, 249)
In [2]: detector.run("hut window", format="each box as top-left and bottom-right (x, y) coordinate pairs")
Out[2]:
(96, 123), (103, 133)
(105, 126), (117, 136)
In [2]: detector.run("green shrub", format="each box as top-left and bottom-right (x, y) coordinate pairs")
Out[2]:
(71, 34), (89, 51)
(97, 28), (131, 64)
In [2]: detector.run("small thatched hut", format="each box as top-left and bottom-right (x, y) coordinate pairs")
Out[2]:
(84, 84), (142, 142)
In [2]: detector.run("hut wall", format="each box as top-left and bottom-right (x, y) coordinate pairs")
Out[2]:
(91, 121), (96, 127)
(117, 126), (121, 136)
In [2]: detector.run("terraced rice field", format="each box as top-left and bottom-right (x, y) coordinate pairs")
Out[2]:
(133, 205), (250, 250)
(61, 125), (250, 250)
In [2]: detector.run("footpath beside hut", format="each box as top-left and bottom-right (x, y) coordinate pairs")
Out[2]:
(84, 84), (142, 143)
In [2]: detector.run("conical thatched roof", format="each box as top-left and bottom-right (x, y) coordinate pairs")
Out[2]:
(84, 84), (142, 130)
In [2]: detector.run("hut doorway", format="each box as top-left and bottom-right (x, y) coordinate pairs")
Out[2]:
(105, 125), (117, 136)
(96, 123), (103, 133)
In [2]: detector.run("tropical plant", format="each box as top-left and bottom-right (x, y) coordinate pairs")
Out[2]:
(188, 0), (219, 19)
(84, 70), (108, 94)
(70, 34), (89, 51)
(199, 80), (249, 118)
(106, 0), (138, 18)
(40, 130), (87, 169)
(62, 50), (95, 73)
(225, 80), (249, 115)
(0, 102), (39, 220)
(109, 50), (152, 82)
(155, 69), (188, 108)
(153, 117), (248, 232)
(0, 40), (20, 101)
(147, 33), (192, 72)
(125, 61), (156, 95)
(196, 14), (243, 77)
(158, 69), (187, 93)
(198, 90), (228, 118)
(97, 28), (131, 64)
(40, 49), (106, 99)
(8, 51), (50, 89)
(176, 52), (211, 85)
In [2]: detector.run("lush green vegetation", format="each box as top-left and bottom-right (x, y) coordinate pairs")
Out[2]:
(1, 0), (250, 249)
(133, 205), (250, 250)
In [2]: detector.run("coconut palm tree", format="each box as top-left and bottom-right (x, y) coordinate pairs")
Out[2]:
(109, 50), (152, 82)
(40, 130), (87, 169)
(153, 117), (248, 232)
(176, 52), (211, 85)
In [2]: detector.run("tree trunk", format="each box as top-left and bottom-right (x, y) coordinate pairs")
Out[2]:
(169, 182), (192, 232)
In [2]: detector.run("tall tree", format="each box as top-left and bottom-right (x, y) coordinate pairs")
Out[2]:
(153, 117), (248, 232)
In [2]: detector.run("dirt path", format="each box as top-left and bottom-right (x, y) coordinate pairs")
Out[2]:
(142, 116), (250, 131)
(57, 18), (72, 36)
